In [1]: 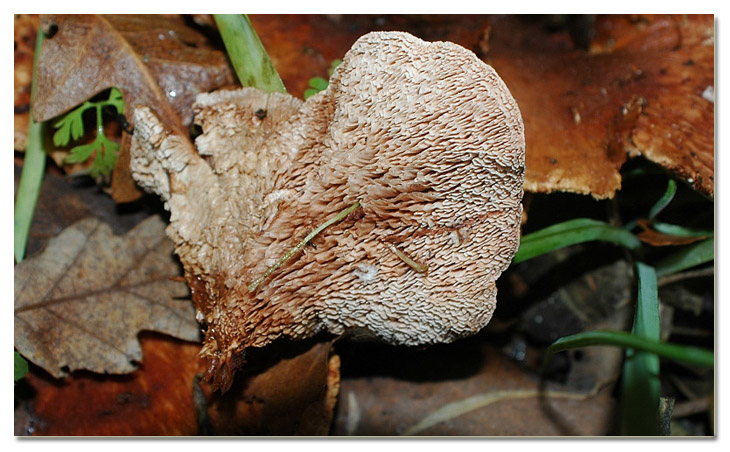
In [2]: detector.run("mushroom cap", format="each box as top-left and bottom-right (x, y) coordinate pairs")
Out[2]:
(131, 31), (525, 388)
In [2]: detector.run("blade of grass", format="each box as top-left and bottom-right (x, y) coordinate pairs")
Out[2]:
(14, 29), (47, 262)
(513, 218), (641, 264)
(214, 14), (286, 93)
(624, 178), (678, 231)
(655, 237), (714, 278)
(620, 262), (660, 435)
(648, 179), (677, 219)
(652, 222), (713, 238)
(14, 352), (29, 383)
(549, 330), (713, 368)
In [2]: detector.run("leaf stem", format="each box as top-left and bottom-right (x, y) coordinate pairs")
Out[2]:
(214, 14), (286, 93)
(14, 29), (47, 262)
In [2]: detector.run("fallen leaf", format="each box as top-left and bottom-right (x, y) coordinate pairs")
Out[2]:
(13, 165), (151, 259)
(249, 14), (492, 100)
(20, 333), (204, 436)
(18, 335), (340, 436)
(14, 14), (39, 151)
(204, 339), (340, 435)
(31, 14), (234, 202)
(635, 219), (710, 246)
(482, 14), (714, 199)
(332, 342), (616, 436)
(14, 215), (200, 378)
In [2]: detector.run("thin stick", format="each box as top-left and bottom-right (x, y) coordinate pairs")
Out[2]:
(248, 201), (361, 292)
(387, 243), (428, 274)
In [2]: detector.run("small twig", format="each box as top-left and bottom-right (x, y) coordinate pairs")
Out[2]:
(671, 397), (711, 418)
(658, 267), (714, 287)
(248, 201), (361, 292)
(387, 243), (428, 274)
(402, 382), (607, 436)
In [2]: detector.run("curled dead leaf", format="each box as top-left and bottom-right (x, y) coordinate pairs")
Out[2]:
(635, 219), (710, 246)
(14, 215), (200, 378)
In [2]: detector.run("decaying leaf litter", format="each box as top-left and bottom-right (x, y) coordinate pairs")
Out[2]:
(15, 17), (712, 434)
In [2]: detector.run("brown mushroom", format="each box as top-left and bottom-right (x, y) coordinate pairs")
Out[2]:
(131, 31), (525, 390)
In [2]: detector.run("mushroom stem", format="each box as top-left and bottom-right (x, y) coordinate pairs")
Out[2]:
(387, 243), (429, 274)
(248, 201), (361, 292)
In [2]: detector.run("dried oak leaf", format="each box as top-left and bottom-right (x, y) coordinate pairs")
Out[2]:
(31, 14), (234, 202)
(483, 14), (714, 199)
(130, 31), (525, 390)
(14, 215), (200, 379)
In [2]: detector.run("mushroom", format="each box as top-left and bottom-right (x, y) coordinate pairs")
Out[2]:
(131, 31), (525, 390)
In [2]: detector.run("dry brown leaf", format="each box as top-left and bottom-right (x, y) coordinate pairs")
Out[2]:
(333, 343), (615, 436)
(14, 215), (200, 379)
(31, 14), (234, 202)
(14, 164), (151, 259)
(19, 336), (339, 436)
(14, 14), (38, 151)
(483, 14), (714, 199)
(204, 340), (340, 435)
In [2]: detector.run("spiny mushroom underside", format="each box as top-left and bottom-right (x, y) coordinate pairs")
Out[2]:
(130, 31), (525, 391)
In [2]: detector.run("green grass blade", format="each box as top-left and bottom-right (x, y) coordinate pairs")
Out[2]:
(14, 352), (29, 383)
(648, 179), (677, 219)
(214, 14), (286, 93)
(549, 330), (713, 368)
(14, 29), (47, 263)
(620, 262), (661, 435)
(652, 222), (713, 238)
(513, 218), (641, 264)
(655, 237), (714, 278)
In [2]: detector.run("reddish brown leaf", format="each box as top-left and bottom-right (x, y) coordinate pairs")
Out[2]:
(635, 219), (709, 246)
(20, 336), (340, 436)
(32, 14), (234, 201)
(22, 334), (204, 436)
(482, 14), (714, 199)
(204, 340), (340, 435)
(249, 15), (491, 100)
(14, 215), (200, 378)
